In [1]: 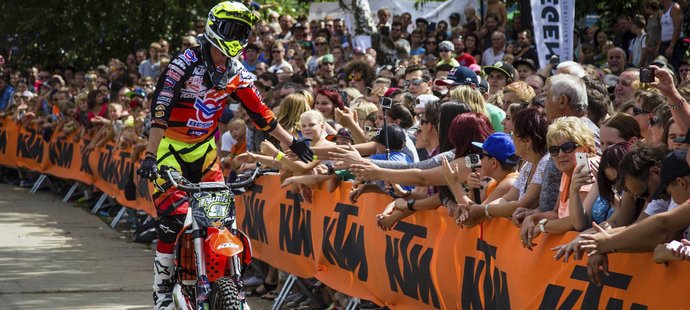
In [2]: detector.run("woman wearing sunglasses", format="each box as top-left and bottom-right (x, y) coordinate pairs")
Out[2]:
(520, 116), (599, 250)
(344, 61), (375, 95)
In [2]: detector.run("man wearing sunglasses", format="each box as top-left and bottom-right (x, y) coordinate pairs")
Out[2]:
(403, 65), (433, 97)
(138, 3), (314, 309)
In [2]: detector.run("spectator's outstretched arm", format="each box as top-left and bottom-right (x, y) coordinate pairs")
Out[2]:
(350, 156), (468, 187)
(651, 65), (690, 131)
(579, 201), (690, 254)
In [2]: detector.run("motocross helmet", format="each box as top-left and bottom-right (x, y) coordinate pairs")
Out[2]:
(205, 1), (259, 58)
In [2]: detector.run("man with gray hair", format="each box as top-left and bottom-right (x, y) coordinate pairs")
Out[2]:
(556, 61), (586, 78)
(530, 74), (601, 217)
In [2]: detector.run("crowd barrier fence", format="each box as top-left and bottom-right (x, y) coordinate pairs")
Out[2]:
(1, 117), (689, 309)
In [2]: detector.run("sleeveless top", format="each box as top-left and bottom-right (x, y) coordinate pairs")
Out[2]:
(661, 6), (674, 42)
(646, 12), (662, 48)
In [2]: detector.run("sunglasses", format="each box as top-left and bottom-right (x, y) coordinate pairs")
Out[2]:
(271, 50), (283, 54)
(364, 126), (377, 132)
(548, 142), (578, 156)
(426, 41), (437, 45)
(403, 78), (427, 87)
(632, 106), (651, 116)
(348, 74), (363, 81)
(439, 49), (452, 52)
(316, 42), (327, 46)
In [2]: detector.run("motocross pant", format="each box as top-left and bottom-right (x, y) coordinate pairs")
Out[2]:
(153, 135), (224, 254)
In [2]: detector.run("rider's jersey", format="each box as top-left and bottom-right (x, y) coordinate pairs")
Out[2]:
(151, 47), (277, 143)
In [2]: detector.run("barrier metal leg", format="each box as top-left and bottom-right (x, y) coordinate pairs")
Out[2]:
(90, 193), (110, 214)
(62, 183), (79, 203)
(29, 174), (47, 194)
(110, 206), (127, 229)
(345, 297), (360, 310)
(271, 274), (297, 310)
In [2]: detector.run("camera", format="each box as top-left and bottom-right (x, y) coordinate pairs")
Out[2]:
(380, 25), (390, 36)
(549, 55), (560, 65)
(380, 96), (393, 109)
(640, 67), (656, 83)
(465, 154), (481, 169)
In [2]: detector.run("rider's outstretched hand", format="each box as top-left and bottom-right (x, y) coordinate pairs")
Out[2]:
(289, 137), (314, 163)
(138, 153), (158, 180)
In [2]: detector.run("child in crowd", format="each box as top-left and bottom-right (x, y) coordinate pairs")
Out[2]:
(86, 102), (131, 151)
(220, 118), (248, 182)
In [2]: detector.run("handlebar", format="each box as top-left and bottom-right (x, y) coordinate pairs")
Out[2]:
(157, 164), (265, 193)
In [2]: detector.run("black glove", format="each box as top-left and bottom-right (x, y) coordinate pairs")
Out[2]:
(289, 137), (314, 163)
(137, 153), (158, 180)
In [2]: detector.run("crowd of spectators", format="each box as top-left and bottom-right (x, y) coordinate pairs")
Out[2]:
(2, 0), (690, 308)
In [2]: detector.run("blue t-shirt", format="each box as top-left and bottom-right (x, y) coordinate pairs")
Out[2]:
(591, 195), (614, 224)
(370, 151), (413, 193)
(0, 85), (15, 111)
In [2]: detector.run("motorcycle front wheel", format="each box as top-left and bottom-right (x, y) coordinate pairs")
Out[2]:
(210, 277), (244, 309)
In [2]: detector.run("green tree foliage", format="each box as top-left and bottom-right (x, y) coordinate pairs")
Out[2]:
(0, 0), (216, 70)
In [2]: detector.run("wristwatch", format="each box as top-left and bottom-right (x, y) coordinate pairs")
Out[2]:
(407, 199), (416, 211)
(538, 218), (548, 233)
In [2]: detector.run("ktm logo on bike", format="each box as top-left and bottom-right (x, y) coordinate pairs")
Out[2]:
(217, 242), (241, 250)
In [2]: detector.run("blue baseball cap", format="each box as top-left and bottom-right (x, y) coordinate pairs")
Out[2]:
(126, 87), (146, 99)
(435, 66), (479, 87)
(471, 132), (520, 164)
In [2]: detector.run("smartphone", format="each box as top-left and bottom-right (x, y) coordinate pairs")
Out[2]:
(465, 154), (481, 169)
(379, 96), (393, 109)
(575, 152), (589, 174)
(426, 22), (437, 33)
(666, 240), (685, 250)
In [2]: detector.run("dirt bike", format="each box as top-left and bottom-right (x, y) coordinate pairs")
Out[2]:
(154, 165), (260, 310)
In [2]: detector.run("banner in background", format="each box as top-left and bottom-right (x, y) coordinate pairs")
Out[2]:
(0, 117), (155, 216)
(237, 175), (690, 309)
(531, 0), (575, 69)
(309, 0), (476, 38)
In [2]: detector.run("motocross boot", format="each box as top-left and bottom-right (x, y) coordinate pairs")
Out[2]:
(153, 252), (175, 310)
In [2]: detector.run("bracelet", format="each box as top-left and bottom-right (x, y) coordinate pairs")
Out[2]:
(275, 151), (285, 161)
(670, 98), (687, 110)
(484, 204), (492, 218)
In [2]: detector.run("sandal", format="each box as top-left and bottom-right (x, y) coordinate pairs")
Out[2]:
(261, 290), (280, 300)
(248, 283), (276, 296)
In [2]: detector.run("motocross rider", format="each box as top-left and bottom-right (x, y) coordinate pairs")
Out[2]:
(137, 2), (314, 309)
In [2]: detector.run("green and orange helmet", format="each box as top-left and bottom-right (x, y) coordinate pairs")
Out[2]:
(205, 1), (259, 58)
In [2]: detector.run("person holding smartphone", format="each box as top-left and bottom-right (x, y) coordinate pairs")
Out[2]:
(520, 117), (599, 250)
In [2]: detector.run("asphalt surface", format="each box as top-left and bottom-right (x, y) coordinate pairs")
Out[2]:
(0, 183), (272, 310)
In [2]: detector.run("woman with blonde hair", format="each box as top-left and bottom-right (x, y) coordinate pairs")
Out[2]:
(449, 84), (506, 132)
(520, 116), (599, 249)
(275, 90), (313, 137)
(502, 80), (536, 110)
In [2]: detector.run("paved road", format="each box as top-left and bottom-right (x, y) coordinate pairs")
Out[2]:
(0, 183), (272, 310)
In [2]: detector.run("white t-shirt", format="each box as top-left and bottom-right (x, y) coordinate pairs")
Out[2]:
(481, 47), (505, 66)
(220, 131), (236, 152)
(628, 33), (647, 67)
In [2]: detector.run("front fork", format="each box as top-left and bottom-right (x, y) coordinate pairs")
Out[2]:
(190, 208), (212, 309)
